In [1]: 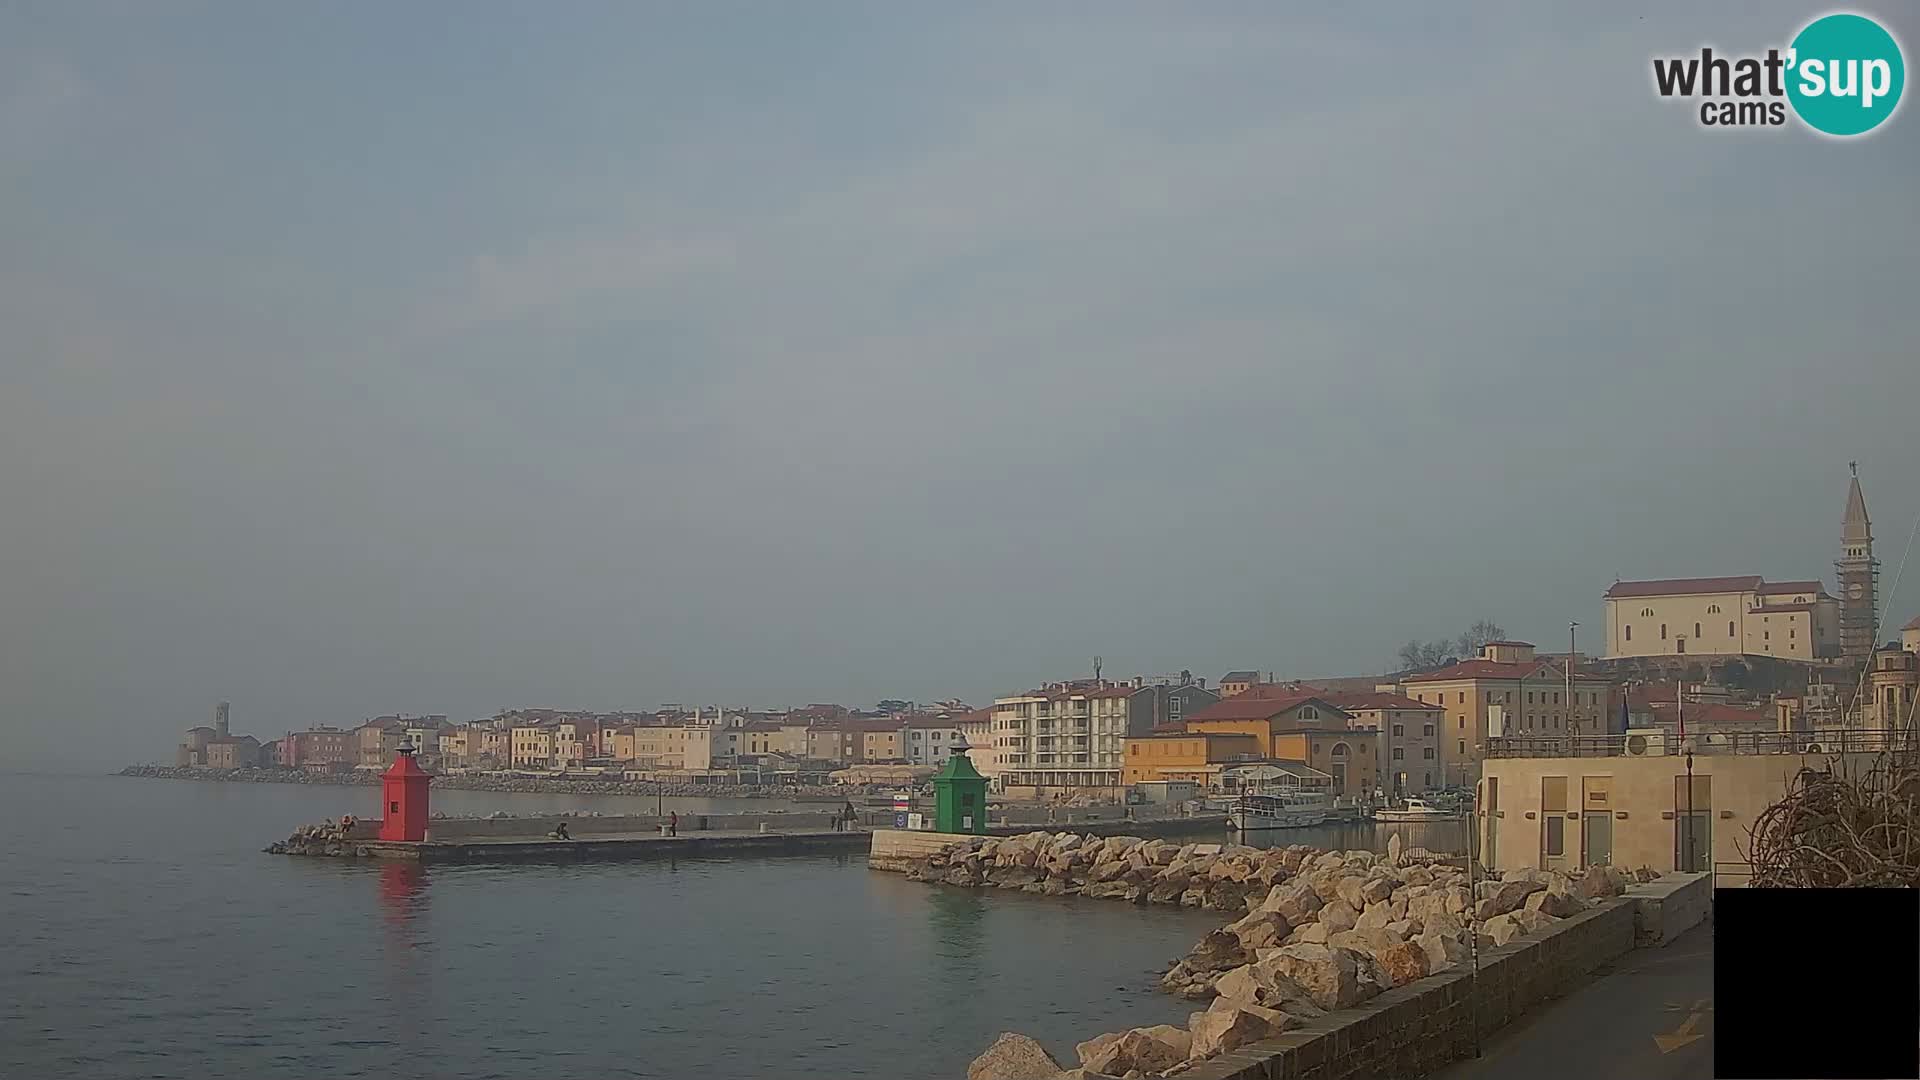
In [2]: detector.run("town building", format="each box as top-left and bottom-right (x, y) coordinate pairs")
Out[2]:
(1125, 675), (1220, 733)
(956, 709), (998, 785)
(1121, 731), (1263, 786)
(991, 680), (1138, 799)
(1903, 615), (1920, 656)
(1863, 645), (1918, 730)
(1478, 727), (1902, 878)
(203, 734), (262, 769)
(1316, 691), (1445, 795)
(1180, 690), (1378, 798)
(1602, 576), (1840, 661)
(1383, 641), (1615, 788)
(902, 713), (966, 766)
(280, 727), (356, 769)
(357, 715), (443, 768)
(1218, 671), (1262, 698)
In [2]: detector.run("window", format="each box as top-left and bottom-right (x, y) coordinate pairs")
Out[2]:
(1707, 604), (1720, 614)
(1545, 816), (1566, 857)
(1552, 692), (1560, 705)
(1660, 623), (1668, 639)
(1764, 631), (1770, 641)
(1425, 772), (1433, 786)
(1694, 622), (1701, 638)
(1423, 724), (1435, 736)
(1790, 628), (1796, 639)
(1642, 607), (1655, 617)
(1423, 747), (1436, 759)
(1458, 740), (1467, 755)
(1392, 748), (1405, 760)
(1331, 743), (1349, 757)
(1729, 621), (1735, 637)
(1626, 625), (1632, 641)
(1528, 692), (1535, 704)
(1458, 717), (1465, 729)
(1457, 692), (1465, 704)
(1392, 723), (1405, 736)
(1298, 706), (1319, 720)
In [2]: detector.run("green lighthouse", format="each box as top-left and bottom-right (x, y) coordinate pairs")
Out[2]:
(932, 736), (989, 835)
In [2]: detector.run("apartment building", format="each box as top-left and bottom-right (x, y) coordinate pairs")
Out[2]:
(1384, 641), (1615, 787)
(992, 680), (1136, 799)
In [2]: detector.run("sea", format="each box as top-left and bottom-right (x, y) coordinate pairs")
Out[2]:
(0, 772), (1466, 1080)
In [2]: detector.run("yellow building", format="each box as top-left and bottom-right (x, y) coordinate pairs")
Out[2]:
(1218, 671), (1262, 698)
(510, 724), (555, 768)
(1386, 641), (1614, 787)
(1121, 732), (1263, 785)
(1479, 732), (1900, 880)
(1603, 576), (1839, 661)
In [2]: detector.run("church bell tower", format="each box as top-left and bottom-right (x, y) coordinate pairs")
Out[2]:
(1837, 462), (1880, 663)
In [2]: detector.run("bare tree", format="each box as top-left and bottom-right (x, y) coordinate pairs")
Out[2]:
(1396, 620), (1506, 673)
(1453, 619), (1508, 660)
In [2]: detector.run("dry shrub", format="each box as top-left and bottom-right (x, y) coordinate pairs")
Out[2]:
(1745, 754), (1920, 888)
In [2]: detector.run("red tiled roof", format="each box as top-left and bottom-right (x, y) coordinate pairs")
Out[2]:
(1184, 692), (1346, 724)
(1221, 671), (1262, 683)
(1481, 641), (1535, 649)
(1759, 580), (1826, 595)
(899, 713), (964, 729)
(1401, 659), (1549, 683)
(1605, 576), (1763, 598)
(1316, 691), (1443, 713)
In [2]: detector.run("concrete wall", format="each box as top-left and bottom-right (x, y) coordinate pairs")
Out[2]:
(1630, 872), (1712, 946)
(423, 812), (841, 840)
(1183, 897), (1641, 1080)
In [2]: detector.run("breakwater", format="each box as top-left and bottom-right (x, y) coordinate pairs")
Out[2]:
(892, 830), (1707, 1079)
(119, 763), (861, 800)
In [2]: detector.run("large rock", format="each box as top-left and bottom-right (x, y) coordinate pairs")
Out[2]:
(1287, 921), (1330, 945)
(1083, 1027), (1188, 1076)
(1264, 943), (1374, 1010)
(1512, 908), (1559, 935)
(1354, 901), (1394, 933)
(1386, 833), (1404, 865)
(1481, 912), (1524, 947)
(1575, 864), (1628, 900)
(1360, 877), (1395, 905)
(1334, 875), (1370, 911)
(1260, 880), (1323, 924)
(1190, 1003), (1291, 1059)
(1074, 1032), (1122, 1068)
(1181, 930), (1250, 975)
(1524, 888), (1587, 919)
(1375, 940), (1431, 986)
(1416, 929), (1469, 973)
(968, 1033), (1063, 1080)
(1214, 958), (1326, 1018)
(1319, 900), (1360, 933)
(1475, 879), (1545, 920)
(1226, 909), (1293, 951)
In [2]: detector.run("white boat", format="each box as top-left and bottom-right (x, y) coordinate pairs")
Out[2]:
(1371, 797), (1462, 823)
(1226, 791), (1330, 830)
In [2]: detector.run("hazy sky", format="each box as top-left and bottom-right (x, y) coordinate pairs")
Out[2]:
(5, 3), (1918, 766)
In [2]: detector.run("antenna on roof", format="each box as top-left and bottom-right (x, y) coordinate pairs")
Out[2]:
(1093, 656), (1103, 682)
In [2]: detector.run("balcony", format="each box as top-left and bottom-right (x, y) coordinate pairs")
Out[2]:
(1486, 728), (1918, 759)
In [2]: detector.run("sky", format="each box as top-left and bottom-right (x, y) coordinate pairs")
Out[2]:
(4, 3), (1918, 766)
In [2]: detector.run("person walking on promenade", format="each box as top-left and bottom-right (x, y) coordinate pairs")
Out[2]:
(668, 811), (679, 837)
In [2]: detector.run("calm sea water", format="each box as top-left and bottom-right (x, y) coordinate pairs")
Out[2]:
(2, 773), (1232, 1080)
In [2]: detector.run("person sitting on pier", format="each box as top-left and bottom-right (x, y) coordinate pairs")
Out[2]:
(549, 821), (571, 841)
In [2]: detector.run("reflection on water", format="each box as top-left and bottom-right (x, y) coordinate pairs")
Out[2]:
(378, 862), (429, 929)
(1231, 817), (1469, 855)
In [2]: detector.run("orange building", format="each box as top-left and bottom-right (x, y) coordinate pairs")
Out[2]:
(1121, 732), (1262, 785)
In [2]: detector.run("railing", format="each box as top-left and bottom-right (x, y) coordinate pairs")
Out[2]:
(1486, 728), (1920, 758)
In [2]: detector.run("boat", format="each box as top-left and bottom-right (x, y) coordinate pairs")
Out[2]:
(1226, 790), (1331, 830)
(1371, 797), (1463, 823)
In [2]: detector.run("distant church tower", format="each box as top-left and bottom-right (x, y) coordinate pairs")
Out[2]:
(1837, 463), (1880, 662)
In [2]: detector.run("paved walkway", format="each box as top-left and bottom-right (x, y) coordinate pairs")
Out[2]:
(1434, 920), (1714, 1080)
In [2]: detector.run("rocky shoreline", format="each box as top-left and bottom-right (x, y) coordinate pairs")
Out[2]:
(118, 764), (865, 801)
(902, 831), (1655, 1079)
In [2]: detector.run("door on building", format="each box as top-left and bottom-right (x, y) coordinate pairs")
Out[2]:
(1540, 776), (1571, 872)
(1673, 774), (1711, 872)
(1581, 776), (1613, 866)
(1480, 777), (1498, 869)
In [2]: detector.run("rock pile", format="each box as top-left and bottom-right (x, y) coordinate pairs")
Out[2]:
(949, 836), (1646, 1079)
(264, 822), (368, 857)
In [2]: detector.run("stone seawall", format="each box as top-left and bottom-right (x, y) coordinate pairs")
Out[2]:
(1182, 897), (1640, 1080)
(869, 818), (1228, 874)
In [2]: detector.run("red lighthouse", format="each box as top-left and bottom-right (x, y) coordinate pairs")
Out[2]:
(377, 746), (432, 842)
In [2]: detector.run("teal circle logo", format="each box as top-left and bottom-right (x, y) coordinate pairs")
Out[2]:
(1786, 13), (1905, 136)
